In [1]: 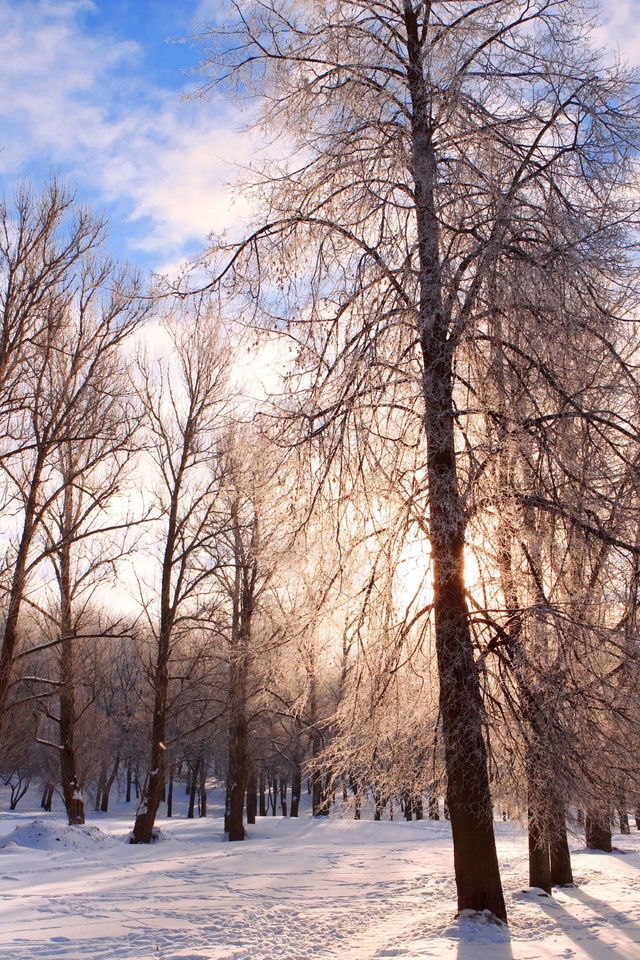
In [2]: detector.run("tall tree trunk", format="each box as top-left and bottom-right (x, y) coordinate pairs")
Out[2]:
(0, 454), (45, 739)
(259, 768), (267, 817)
(167, 765), (174, 818)
(131, 650), (169, 842)
(199, 759), (207, 817)
(188, 758), (201, 819)
(404, 4), (505, 920)
(310, 671), (330, 817)
(290, 759), (302, 818)
(585, 809), (612, 852)
(226, 675), (248, 840)
(224, 497), (255, 841)
(100, 754), (120, 813)
(349, 776), (362, 821)
(95, 764), (107, 812)
(549, 806), (574, 887)
(41, 781), (54, 812)
(131, 418), (186, 844)
(58, 477), (84, 826)
(246, 767), (257, 824)
(526, 742), (554, 893)
(528, 809), (552, 894)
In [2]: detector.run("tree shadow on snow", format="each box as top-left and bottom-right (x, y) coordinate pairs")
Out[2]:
(536, 887), (640, 960)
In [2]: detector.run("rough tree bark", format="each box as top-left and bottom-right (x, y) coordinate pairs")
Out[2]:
(404, 4), (505, 919)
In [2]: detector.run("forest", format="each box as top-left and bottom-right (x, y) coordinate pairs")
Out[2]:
(1, 0), (640, 931)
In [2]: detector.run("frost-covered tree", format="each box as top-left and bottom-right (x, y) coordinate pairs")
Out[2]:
(0, 180), (149, 746)
(193, 0), (640, 919)
(130, 303), (232, 844)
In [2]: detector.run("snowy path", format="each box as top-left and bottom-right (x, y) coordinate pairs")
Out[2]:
(1, 799), (640, 959)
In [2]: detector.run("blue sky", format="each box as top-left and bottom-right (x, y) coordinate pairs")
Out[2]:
(0, 0), (251, 273)
(0, 0), (638, 276)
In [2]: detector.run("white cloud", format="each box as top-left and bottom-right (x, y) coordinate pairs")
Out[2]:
(2, 0), (636, 275)
(0, 0), (252, 269)
(592, 0), (640, 66)
(96, 109), (254, 254)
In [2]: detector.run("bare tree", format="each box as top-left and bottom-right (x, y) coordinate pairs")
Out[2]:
(0, 179), (149, 743)
(130, 302), (232, 844)
(205, 426), (294, 841)
(31, 307), (142, 825)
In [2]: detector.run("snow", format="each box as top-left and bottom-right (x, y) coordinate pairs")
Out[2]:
(0, 790), (639, 959)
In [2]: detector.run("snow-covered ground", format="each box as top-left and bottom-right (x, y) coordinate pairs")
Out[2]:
(0, 788), (639, 960)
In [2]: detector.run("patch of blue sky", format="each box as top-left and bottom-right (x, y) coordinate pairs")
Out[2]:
(76, 0), (200, 92)
(0, 0), (247, 274)
(0, 0), (638, 277)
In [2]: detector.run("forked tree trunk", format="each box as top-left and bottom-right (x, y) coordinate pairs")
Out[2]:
(130, 665), (169, 842)
(100, 755), (121, 814)
(8, 774), (30, 810)
(0, 454), (46, 741)
(41, 782), (54, 812)
(131, 409), (189, 844)
(188, 758), (201, 819)
(349, 776), (362, 821)
(404, 791), (413, 822)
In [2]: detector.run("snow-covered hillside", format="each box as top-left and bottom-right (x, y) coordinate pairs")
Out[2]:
(0, 790), (639, 959)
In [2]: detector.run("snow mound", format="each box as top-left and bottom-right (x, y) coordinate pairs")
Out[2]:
(126, 826), (173, 845)
(442, 909), (510, 944)
(0, 820), (115, 852)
